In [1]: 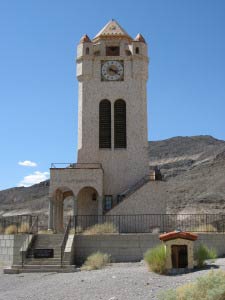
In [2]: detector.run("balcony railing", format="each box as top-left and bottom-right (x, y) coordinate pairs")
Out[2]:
(51, 163), (102, 169)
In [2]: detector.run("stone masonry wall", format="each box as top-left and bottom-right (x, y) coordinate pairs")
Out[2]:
(0, 234), (28, 267)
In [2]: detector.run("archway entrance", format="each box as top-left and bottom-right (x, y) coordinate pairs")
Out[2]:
(53, 187), (74, 233)
(76, 187), (99, 230)
(77, 186), (98, 215)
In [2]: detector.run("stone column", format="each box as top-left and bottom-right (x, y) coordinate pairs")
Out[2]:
(72, 195), (78, 230)
(97, 196), (103, 216)
(48, 197), (54, 231)
(73, 195), (78, 216)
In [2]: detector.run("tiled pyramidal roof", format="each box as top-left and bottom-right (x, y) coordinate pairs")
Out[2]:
(91, 19), (145, 43)
(93, 19), (132, 40)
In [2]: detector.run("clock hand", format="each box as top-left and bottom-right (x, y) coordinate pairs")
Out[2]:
(109, 68), (118, 74)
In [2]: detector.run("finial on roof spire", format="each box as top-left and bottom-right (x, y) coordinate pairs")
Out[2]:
(79, 34), (91, 43)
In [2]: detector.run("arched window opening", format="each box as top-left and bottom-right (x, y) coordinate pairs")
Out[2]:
(114, 99), (126, 148)
(99, 100), (111, 148)
(135, 47), (139, 54)
(86, 47), (89, 55)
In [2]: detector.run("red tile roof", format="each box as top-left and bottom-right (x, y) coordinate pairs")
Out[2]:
(159, 231), (198, 241)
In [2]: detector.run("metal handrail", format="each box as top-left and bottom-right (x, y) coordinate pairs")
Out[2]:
(60, 216), (72, 267)
(21, 216), (38, 268)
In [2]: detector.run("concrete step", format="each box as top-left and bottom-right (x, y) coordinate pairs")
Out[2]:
(32, 244), (62, 248)
(25, 261), (62, 265)
(5, 265), (77, 273)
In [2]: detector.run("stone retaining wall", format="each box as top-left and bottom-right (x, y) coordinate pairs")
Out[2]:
(74, 233), (225, 264)
(0, 234), (28, 266)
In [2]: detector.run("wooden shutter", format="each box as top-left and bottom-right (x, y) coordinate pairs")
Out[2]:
(99, 100), (111, 148)
(114, 99), (126, 148)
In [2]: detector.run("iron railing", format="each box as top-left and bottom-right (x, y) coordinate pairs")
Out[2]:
(1, 214), (225, 235)
(51, 163), (102, 169)
(21, 216), (39, 268)
(72, 214), (225, 234)
(0, 215), (37, 234)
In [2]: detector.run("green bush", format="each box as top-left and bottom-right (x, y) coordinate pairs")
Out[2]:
(144, 245), (166, 274)
(81, 251), (111, 271)
(195, 243), (217, 268)
(159, 270), (225, 300)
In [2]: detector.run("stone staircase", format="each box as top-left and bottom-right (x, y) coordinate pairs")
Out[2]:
(117, 175), (150, 204)
(11, 234), (75, 273)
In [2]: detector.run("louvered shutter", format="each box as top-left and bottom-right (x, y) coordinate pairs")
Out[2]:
(114, 99), (126, 148)
(99, 100), (111, 148)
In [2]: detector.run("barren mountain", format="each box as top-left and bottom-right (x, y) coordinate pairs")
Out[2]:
(0, 135), (225, 217)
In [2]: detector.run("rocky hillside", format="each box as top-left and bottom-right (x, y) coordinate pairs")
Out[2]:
(0, 135), (225, 217)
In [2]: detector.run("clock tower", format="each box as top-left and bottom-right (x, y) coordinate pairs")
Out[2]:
(76, 20), (149, 198)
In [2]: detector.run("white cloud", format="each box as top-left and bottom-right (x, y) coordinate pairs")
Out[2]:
(18, 171), (49, 187)
(18, 160), (37, 167)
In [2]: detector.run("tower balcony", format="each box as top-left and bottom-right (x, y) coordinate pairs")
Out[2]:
(49, 163), (104, 198)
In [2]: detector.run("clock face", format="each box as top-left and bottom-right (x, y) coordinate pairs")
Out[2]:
(101, 60), (124, 81)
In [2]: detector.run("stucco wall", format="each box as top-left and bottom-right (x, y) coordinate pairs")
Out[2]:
(74, 233), (225, 264)
(49, 168), (103, 197)
(107, 181), (167, 215)
(77, 37), (149, 197)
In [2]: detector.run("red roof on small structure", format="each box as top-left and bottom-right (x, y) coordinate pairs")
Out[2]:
(159, 231), (198, 241)
(80, 34), (91, 43)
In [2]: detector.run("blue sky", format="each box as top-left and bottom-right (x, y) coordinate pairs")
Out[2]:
(0, 0), (224, 190)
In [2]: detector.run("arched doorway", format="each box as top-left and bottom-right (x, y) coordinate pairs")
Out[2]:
(52, 187), (74, 233)
(77, 186), (99, 230)
(77, 186), (98, 215)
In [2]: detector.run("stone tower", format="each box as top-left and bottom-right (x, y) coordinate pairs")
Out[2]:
(76, 20), (149, 197)
(49, 20), (165, 232)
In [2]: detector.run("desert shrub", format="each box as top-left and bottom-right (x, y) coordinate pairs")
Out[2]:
(69, 226), (83, 234)
(82, 222), (118, 235)
(190, 224), (217, 232)
(18, 223), (30, 233)
(195, 243), (217, 268)
(144, 244), (166, 274)
(4, 225), (18, 234)
(81, 251), (111, 271)
(0, 225), (4, 234)
(159, 270), (225, 300)
(38, 229), (53, 234)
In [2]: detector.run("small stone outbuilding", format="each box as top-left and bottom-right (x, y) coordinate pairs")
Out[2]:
(159, 231), (198, 271)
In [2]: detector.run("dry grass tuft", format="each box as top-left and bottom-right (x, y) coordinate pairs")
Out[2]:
(0, 226), (4, 234)
(144, 245), (167, 274)
(69, 226), (83, 234)
(38, 229), (54, 234)
(81, 252), (111, 271)
(190, 224), (217, 232)
(159, 270), (225, 300)
(4, 225), (18, 234)
(18, 223), (30, 233)
(82, 222), (118, 235)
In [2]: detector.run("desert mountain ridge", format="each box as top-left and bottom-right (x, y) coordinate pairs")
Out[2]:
(1, 135), (225, 218)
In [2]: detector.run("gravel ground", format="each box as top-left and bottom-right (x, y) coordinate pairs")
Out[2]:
(0, 259), (225, 300)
